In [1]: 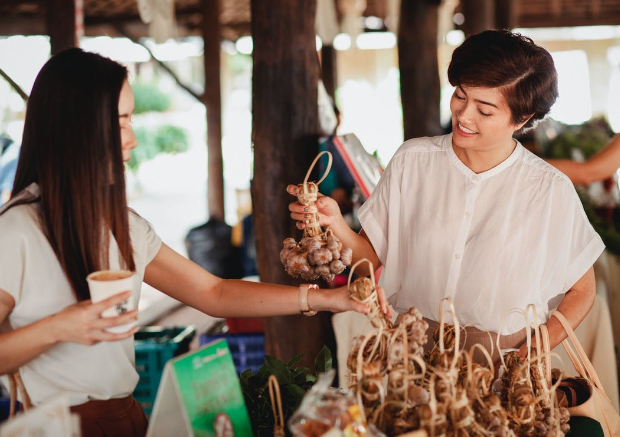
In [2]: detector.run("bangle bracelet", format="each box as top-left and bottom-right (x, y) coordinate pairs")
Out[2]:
(299, 284), (318, 316)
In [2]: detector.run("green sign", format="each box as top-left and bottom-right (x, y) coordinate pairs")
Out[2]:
(172, 339), (253, 437)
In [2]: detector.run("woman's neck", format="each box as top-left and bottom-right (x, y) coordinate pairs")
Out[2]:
(452, 138), (517, 174)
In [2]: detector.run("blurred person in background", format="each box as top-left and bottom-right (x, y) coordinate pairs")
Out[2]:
(0, 134), (18, 205)
(546, 133), (620, 186)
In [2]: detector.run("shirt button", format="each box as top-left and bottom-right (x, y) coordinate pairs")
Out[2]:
(471, 175), (479, 182)
(464, 212), (471, 218)
(454, 254), (461, 259)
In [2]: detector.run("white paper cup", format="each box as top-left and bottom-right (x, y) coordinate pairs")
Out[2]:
(86, 270), (137, 333)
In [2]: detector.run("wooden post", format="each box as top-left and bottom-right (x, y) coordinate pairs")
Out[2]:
(398, 0), (443, 140)
(47, 0), (81, 55)
(461, 0), (496, 36)
(201, 0), (225, 221)
(321, 45), (338, 102)
(495, 0), (519, 30)
(252, 0), (336, 371)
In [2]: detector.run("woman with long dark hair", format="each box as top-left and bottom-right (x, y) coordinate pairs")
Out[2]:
(0, 48), (386, 436)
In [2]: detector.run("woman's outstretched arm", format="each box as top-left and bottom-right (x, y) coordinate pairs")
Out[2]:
(546, 134), (620, 185)
(144, 243), (390, 318)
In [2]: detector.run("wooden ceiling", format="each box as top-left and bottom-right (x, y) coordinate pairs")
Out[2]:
(1, 0), (619, 41)
(0, 0), (250, 40)
(518, 0), (620, 27)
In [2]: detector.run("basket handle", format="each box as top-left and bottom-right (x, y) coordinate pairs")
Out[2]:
(438, 298), (460, 356)
(9, 371), (32, 419)
(551, 310), (608, 399)
(467, 343), (495, 379)
(347, 258), (376, 290)
(268, 375), (285, 436)
(302, 151), (332, 194)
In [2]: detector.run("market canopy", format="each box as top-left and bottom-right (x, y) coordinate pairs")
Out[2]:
(3, 0), (620, 42)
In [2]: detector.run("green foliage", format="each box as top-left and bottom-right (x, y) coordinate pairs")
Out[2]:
(239, 346), (333, 437)
(579, 191), (620, 257)
(126, 125), (189, 172)
(226, 52), (252, 76)
(132, 80), (171, 114)
(544, 117), (613, 160)
(541, 118), (620, 256)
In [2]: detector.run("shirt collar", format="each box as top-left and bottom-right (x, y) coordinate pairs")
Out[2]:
(0, 182), (40, 216)
(446, 133), (524, 183)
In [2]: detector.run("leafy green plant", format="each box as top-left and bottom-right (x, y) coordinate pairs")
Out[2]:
(127, 124), (189, 172)
(239, 346), (332, 437)
(540, 118), (620, 256)
(579, 191), (620, 257)
(543, 117), (613, 160)
(132, 79), (171, 114)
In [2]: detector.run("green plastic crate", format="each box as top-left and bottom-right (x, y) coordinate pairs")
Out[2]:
(133, 326), (196, 416)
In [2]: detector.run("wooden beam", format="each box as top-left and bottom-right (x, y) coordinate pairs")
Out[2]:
(0, 16), (45, 36)
(461, 0), (495, 36)
(201, 0), (225, 221)
(495, 0), (519, 29)
(398, 0), (442, 140)
(252, 0), (335, 372)
(46, 0), (79, 55)
(591, 0), (602, 17)
(321, 45), (337, 101)
(550, 0), (562, 17)
(0, 67), (28, 101)
(518, 13), (620, 28)
(114, 24), (203, 102)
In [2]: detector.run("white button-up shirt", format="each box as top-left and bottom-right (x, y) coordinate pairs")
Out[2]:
(358, 134), (605, 334)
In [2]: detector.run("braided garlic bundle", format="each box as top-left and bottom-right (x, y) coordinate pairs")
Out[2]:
(344, 298), (571, 437)
(281, 151), (353, 281)
(348, 259), (392, 330)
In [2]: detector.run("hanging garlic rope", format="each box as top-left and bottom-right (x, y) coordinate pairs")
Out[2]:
(281, 151), (353, 281)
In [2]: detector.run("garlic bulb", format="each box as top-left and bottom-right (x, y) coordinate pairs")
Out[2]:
(280, 231), (351, 281)
(329, 259), (346, 274)
(340, 247), (353, 266)
(280, 248), (290, 265)
(311, 248), (333, 266)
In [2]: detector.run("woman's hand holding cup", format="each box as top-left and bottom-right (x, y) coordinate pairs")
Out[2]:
(51, 290), (138, 346)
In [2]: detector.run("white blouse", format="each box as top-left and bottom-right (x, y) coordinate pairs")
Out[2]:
(0, 184), (162, 406)
(358, 134), (605, 334)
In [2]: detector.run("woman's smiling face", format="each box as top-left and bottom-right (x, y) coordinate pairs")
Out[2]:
(450, 84), (526, 153)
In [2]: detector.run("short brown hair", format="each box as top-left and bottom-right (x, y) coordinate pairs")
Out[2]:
(448, 29), (558, 132)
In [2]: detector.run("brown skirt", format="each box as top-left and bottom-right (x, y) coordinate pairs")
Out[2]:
(69, 395), (148, 437)
(422, 318), (529, 367)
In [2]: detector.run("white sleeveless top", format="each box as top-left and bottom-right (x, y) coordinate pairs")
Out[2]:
(358, 134), (604, 334)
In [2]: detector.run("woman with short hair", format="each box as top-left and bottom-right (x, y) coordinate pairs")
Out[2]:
(290, 29), (603, 361)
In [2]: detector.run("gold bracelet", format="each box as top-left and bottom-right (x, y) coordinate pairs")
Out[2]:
(299, 284), (318, 316)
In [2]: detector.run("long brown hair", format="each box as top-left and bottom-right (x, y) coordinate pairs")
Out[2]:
(11, 48), (136, 301)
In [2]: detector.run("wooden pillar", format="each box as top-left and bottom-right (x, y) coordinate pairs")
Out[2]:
(252, 0), (335, 370)
(495, 0), (519, 30)
(461, 0), (496, 36)
(398, 0), (442, 140)
(47, 0), (81, 55)
(201, 0), (225, 221)
(321, 45), (337, 101)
